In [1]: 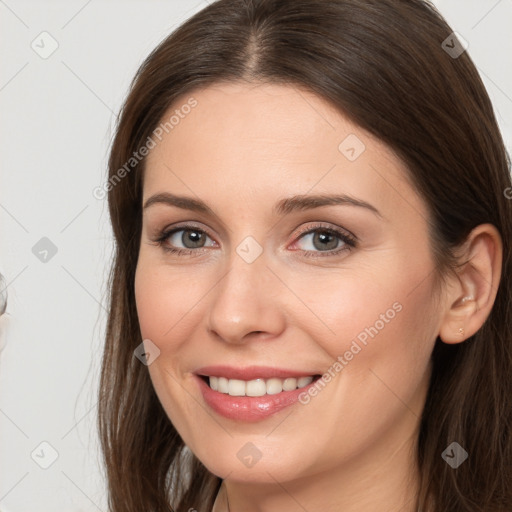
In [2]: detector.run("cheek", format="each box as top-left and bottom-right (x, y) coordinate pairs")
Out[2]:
(281, 270), (436, 471)
(134, 259), (196, 348)
(286, 250), (439, 408)
(134, 260), (205, 434)
(289, 265), (435, 354)
(326, 266), (438, 423)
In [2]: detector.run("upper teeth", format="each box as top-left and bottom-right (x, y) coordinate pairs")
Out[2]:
(208, 376), (314, 396)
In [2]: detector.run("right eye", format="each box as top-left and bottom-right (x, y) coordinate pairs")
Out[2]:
(154, 224), (217, 255)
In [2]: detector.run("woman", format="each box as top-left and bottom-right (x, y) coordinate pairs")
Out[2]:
(97, 0), (512, 510)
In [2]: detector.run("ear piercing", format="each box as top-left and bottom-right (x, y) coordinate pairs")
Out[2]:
(458, 327), (464, 336)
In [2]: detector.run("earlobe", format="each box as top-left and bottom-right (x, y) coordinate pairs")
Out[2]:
(438, 224), (502, 344)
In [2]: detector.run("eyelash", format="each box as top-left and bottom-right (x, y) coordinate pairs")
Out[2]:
(152, 222), (357, 259)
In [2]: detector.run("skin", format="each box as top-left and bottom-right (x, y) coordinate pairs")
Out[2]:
(134, 82), (502, 512)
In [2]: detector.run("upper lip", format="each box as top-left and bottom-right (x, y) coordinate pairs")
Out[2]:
(195, 365), (319, 381)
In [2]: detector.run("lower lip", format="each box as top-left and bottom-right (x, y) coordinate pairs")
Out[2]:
(195, 374), (320, 422)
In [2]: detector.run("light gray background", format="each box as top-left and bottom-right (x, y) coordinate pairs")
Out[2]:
(0, 1), (511, 511)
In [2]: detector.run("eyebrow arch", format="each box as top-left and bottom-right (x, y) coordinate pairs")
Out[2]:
(274, 193), (381, 217)
(143, 192), (381, 218)
(143, 192), (215, 215)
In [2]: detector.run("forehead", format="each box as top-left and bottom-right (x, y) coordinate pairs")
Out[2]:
(142, 81), (427, 222)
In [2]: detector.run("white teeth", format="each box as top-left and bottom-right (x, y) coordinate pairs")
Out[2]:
(228, 379), (246, 396)
(297, 376), (314, 388)
(246, 379), (267, 397)
(207, 375), (316, 396)
(217, 377), (229, 394)
(266, 378), (283, 395)
(282, 377), (298, 391)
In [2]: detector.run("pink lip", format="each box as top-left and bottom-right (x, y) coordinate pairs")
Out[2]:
(195, 365), (318, 381)
(194, 372), (321, 422)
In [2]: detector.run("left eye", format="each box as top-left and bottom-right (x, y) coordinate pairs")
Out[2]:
(293, 228), (352, 252)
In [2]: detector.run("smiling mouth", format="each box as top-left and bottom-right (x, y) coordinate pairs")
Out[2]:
(199, 374), (322, 397)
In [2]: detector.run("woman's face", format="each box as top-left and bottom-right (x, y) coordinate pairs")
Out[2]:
(135, 82), (442, 484)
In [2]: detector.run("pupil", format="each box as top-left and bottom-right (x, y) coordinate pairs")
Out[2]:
(184, 230), (204, 248)
(314, 231), (337, 250)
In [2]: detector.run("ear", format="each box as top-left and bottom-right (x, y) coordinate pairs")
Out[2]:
(438, 223), (502, 344)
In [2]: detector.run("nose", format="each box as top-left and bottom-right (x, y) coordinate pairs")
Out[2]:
(206, 246), (286, 345)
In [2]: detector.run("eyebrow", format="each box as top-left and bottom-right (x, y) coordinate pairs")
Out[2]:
(143, 192), (381, 218)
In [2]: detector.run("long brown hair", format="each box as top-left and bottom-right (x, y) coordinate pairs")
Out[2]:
(98, 0), (512, 510)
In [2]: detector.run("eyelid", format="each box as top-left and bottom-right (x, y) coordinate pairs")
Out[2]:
(292, 222), (357, 242)
(160, 221), (216, 242)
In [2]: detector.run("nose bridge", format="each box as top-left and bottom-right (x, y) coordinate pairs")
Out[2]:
(206, 237), (285, 343)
